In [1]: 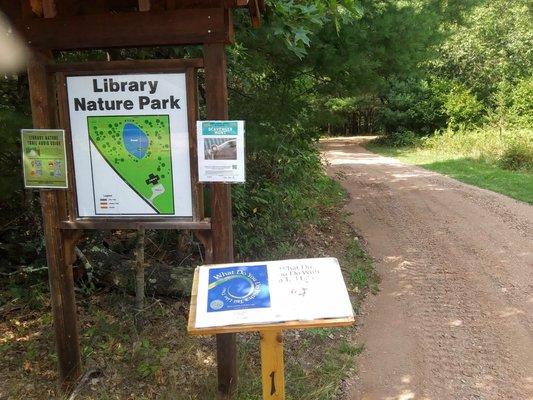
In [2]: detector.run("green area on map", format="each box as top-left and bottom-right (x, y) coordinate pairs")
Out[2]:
(22, 129), (68, 188)
(87, 115), (174, 214)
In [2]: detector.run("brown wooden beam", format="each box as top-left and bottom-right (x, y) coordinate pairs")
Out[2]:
(204, 42), (237, 398)
(164, 0), (176, 9)
(42, 0), (57, 17)
(14, 8), (231, 50)
(22, 0), (37, 18)
(47, 57), (204, 72)
(248, 0), (260, 28)
(54, 0), (78, 16)
(225, 0), (249, 6)
(138, 0), (150, 11)
(27, 50), (82, 387)
(193, 230), (213, 263)
(172, 0), (222, 8)
(59, 219), (211, 230)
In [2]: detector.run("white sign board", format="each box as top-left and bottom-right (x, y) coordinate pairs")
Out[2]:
(197, 120), (245, 183)
(66, 73), (192, 217)
(194, 257), (353, 329)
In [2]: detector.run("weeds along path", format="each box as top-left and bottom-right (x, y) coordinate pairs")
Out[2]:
(321, 137), (533, 400)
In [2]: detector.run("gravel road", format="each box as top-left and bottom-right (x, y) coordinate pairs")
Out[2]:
(321, 138), (533, 400)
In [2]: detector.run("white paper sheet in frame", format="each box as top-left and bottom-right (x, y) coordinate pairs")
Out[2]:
(197, 120), (245, 183)
(194, 257), (354, 329)
(66, 73), (193, 217)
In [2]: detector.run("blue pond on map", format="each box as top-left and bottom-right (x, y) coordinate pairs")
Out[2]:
(123, 123), (149, 159)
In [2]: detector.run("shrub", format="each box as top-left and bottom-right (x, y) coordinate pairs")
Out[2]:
(0, 111), (31, 205)
(233, 129), (345, 260)
(442, 84), (484, 129)
(499, 135), (533, 171)
(389, 130), (421, 147)
(486, 78), (533, 131)
(422, 127), (533, 173)
(508, 77), (533, 128)
(0, 75), (30, 113)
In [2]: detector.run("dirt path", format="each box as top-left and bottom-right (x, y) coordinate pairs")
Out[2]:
(321, 138), (533, 400)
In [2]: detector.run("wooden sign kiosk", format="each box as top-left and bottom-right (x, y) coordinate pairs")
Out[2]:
(1, 0), (264, 396)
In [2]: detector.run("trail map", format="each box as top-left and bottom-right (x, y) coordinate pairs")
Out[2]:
(67, 72), (192, 218)
(87, 115), (174, 214)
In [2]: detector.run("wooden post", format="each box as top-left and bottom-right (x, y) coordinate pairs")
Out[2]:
(260, 330), (285, 400)
(27, 50), (82, 386)
(138, 0), (150, 11)
(204, 43), (238, 397)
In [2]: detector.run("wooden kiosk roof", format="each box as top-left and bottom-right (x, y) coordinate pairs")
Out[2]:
(0, 0), (265, 50)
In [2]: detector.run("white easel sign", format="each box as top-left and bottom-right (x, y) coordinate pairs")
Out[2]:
(193, 257), (354, 329)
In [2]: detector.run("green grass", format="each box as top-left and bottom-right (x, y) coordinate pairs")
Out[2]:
(367, 144), (533, 204)
(0, 199), (378, 400)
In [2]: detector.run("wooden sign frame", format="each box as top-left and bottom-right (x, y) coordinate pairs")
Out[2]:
(23, 48), (236, 391)
(4, 0), (266, 393)
(51, 59), (209, 231)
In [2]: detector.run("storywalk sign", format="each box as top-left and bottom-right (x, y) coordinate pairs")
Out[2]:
(188, 257), (354, 400)
(21, 129), (68, 189)
(66, 73), (193, 217)
(191, 257), (354, 329)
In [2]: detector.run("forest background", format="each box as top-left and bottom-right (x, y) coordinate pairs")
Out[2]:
(2, 0), (531, 276)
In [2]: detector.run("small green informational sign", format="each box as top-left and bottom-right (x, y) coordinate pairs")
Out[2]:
(202, 121), (239, 136)
(21, 129), (68, 189)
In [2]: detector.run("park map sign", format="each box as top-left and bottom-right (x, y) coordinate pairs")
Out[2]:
(66, 73), (193, 217)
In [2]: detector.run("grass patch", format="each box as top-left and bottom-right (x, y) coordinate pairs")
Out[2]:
(367, 132), (533, 204)
(0, 178), (378, 400)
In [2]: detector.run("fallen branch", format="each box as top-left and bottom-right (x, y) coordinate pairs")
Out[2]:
(0, 299), (22, 318)
(67, 368), (103, 400)
(81, 246), (194, 297)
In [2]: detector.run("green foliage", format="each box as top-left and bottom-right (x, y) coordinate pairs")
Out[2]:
(0, 111), (30, 203)
(0, 75), (29, 113)
(261, 0), (363, 57)
(499, 135), (533, 172)
(0, 111), (45, 276)
(375, 0), (532, 134)
(1, 0), (530, 277)
(423, 128), (533, 172)
(233, 133), (345, 259)
(368, 140), (533, 204)
(343, 237), (379, 298)
(441, 83), (484, 129)
(378, 78), (446, 135)
(434, 0), (532, 102)
(3, 281), (47, 310)
(338, 340), (364, 356)
(506, 77), (533, 128)
(369, 125), (533, 203)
